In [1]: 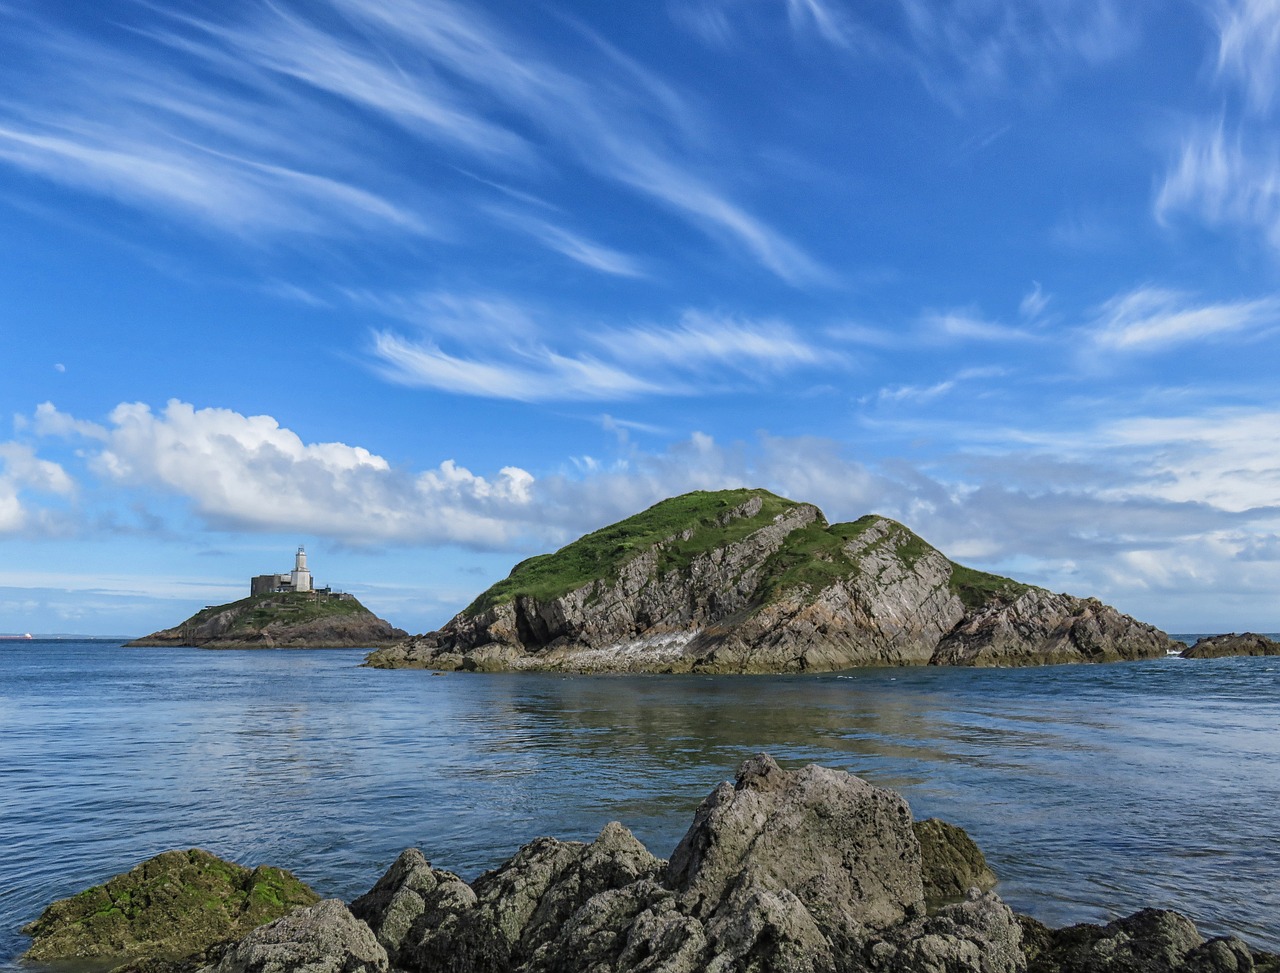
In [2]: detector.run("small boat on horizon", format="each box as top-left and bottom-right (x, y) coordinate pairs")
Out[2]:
(0, 633), (34, 640)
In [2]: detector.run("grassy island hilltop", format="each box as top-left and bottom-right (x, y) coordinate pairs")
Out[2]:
(129, 591), (407, 649)
(368, 488), (1177, 673)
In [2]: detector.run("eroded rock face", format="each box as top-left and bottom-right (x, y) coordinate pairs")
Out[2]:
(199, 899), (387, 973)
(931, 591), (1176, 667)
(665, 754), (924, 941)
(366, 490), (1175, 673)
(1181, 633), (1280, 659)
(21, 849), (319, 965)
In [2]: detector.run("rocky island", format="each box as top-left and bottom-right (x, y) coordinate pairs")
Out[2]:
(1180, 633), (1280, 659)
(128, 591), (407, 649)
(366, 489), (1177, 673)
(20, 756), (1276, 973)
(130, 547), (405, 649)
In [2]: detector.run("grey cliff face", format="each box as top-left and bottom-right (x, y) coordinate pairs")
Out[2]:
(366, 491), (1176, 673)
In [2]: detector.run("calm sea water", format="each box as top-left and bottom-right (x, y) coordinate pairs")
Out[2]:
(2, 640), (1278, 965)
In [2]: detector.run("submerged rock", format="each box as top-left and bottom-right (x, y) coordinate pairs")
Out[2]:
(21, 848), (319, 966)
(1180, 632), (1280, 659)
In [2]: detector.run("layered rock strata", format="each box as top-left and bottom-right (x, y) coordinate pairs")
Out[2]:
(367, 489), (1177, 673)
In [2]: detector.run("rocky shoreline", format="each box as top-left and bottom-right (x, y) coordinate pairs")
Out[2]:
(20, 757), (1276, 973)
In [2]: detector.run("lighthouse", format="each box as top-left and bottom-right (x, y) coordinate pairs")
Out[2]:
(290, 546), (313, 593)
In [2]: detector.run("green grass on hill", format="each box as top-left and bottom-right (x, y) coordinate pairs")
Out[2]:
(946, 563), (1032, 610)
(460, 487), (1037, 619)
(463, 489), (799, 617)
(183, 592), (370, 634)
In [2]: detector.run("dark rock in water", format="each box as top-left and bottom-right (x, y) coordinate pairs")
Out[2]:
(914, 817), (998, 908)
(20, 849), (319, 966)
(1020, 908), (1280, 973)
(199, 899), (387, 973)
(1180, 632), (1280, 659)
(30, 757), (1278, 973)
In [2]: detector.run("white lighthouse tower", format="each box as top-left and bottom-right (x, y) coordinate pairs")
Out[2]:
(290, 546), (313, 593)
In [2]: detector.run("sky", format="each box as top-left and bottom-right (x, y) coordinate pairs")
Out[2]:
(2, 0), (1280, 636)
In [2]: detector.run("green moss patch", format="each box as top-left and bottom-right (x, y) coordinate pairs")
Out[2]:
(21, 849), (319, 965)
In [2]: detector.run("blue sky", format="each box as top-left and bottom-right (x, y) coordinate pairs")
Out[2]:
(3, 0), (1280, 636)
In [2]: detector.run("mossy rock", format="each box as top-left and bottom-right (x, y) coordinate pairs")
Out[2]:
(914, 818), (998, 909)
(21, 848), (319, 965)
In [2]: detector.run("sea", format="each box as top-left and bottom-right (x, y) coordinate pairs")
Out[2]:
(2, 639), (1278, 967)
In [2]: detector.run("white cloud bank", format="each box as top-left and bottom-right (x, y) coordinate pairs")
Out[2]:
(21, 397), (1280, 630)
(0, 442), (74, 534)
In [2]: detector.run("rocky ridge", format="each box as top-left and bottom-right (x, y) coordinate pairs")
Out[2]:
(21, 757), (1276, 973)
(366, 489), (1177, 673)
(1180, 633), (1280, 659)
(129, 592), (407, 649)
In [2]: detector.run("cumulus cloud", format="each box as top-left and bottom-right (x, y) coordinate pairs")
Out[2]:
(38, 400), (537, 546)
(0, 441), (74, 534)
(24, 398), (1280, 629)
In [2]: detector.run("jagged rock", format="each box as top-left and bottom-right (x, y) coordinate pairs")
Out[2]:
(365, 489), (1176, 673)
(1181, 633), (1280, 659)
(915, 818), (998, 908)
(1025, 908), (1204, 973)
(198, 899), (387, 973)
(666, 754), (924, 947)
(20, 849), (319, 966)
(866, 890), (1025, 973)
(931, 590), (1176, 667)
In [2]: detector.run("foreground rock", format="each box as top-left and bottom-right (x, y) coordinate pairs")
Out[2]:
(129, 592), (407, 649)
(366, 489), (1177, 673)
(21, 849), (319, 966)
(27, 758), (1275, 973)
(1181, 632), (1280, 659)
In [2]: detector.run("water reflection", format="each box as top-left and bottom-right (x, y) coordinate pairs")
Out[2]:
(1, 646), (1277, 967)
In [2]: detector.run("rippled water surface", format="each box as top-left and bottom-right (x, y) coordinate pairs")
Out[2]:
(2, 641), (1278, 964)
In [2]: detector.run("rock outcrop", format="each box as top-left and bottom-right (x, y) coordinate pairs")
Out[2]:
(366, 489), (1177, 673)
(21, 849), (319, 966)
(129, 593), (407, 649)
(1180, 632), (1280, 659)
(23, 758), (1277, 973)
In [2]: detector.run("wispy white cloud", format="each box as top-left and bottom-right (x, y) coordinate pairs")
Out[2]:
(370, 333), (667, 402)
(1213, 0), (1280, 113)
(0, 0), (818, 279)
(368, 303), (831, 401)
(924, 310), (1036, 342)
(485, 205), (646, 277)
(1089, 286), (1280, 350)
(1019, 282), (1049, 319)
(1156, 120), (1280, 252)
(598, 312), (824, 371)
